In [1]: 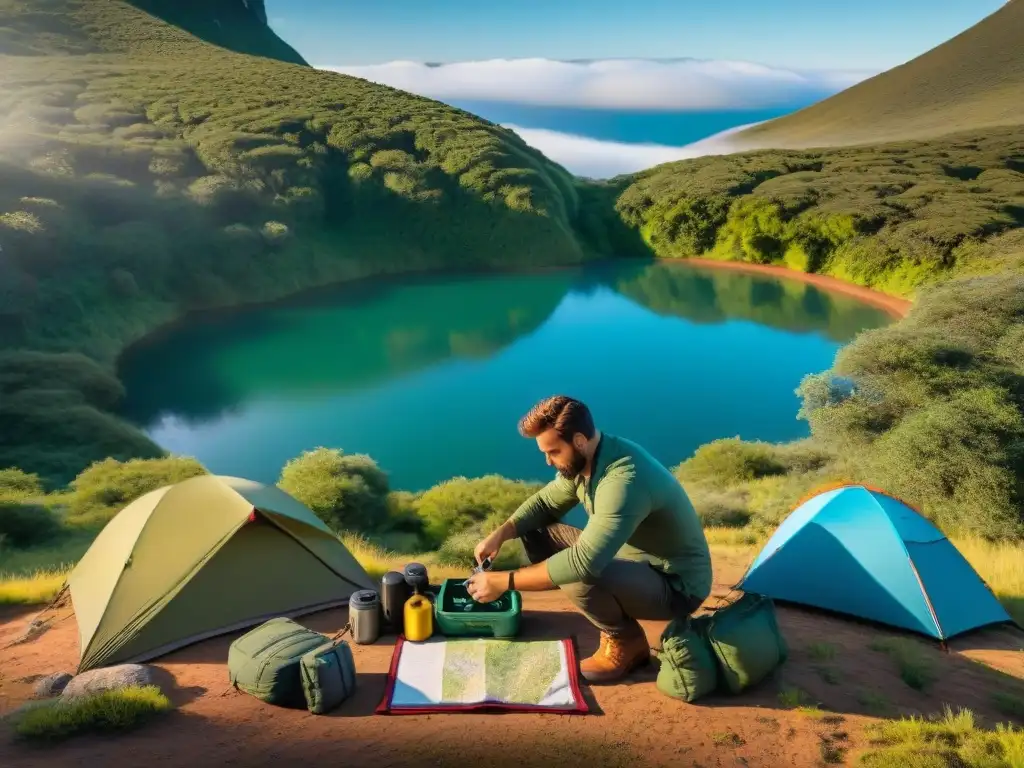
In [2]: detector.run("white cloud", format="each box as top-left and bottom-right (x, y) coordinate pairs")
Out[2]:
(502, 122), (758, 178)
(318, 57), (873, 111)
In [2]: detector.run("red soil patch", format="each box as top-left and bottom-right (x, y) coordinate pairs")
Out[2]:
(678, 258), (913, 319)
(1, 553), (1020, 767)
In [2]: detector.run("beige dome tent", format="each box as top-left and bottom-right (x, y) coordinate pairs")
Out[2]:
(68, 474), (375, 672)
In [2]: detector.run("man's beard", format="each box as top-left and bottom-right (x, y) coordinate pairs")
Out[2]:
(556, 448), (587, 480)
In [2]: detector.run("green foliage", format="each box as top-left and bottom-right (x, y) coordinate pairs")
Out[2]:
(277, 447), (392, 533)
(0, 467), (43, 498)
(0, 352), (166, 488)
(434, 528), (525, 570)
(860, 706), (1024, 768)
(68, 455), (208, 525)
(616, 130), (1024, 297)
(414, 475), (542, 547)
(797, 273), (1024, 539)
(0, 497), (61, 548)
(676, 438), (789, 486)
(8, 685), (173, 744)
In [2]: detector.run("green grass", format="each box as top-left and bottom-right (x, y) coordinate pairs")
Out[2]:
(858, 707), (1024, 767)
(778, 686), (813, 709)
(712, 731), (745, 747)
(869, 637), (939, 692)
(807, 642), (839, 662)
(736, 2), (1024, 148)
(5, 685), (173, 743)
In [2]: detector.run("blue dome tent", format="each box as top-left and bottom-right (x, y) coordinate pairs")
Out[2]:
(738, 484), (1014, 641)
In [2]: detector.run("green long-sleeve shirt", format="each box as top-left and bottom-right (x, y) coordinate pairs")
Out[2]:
(509, 433), (712, 602)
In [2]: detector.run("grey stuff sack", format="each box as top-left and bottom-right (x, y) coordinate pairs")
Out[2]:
(300, 638), (357, 714)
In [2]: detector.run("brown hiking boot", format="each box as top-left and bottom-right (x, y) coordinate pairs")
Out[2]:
(579, 626), (651, 683)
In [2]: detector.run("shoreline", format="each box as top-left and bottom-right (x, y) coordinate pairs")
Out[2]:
(670, 257), (912, 319)
(114, 254), (911, 371)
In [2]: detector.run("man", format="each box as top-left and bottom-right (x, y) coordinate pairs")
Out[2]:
(467, 395), (712, 684)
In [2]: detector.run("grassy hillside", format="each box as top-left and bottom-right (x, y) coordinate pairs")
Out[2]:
(734, 1), (1024, 148)
(0, 0), (637, 484)
(0, 0), (606, 362)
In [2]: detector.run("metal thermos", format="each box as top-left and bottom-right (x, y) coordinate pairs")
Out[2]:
(403, 562), (430, 594)
(381, 571), (411, 633)
(349, 589), (381, 644)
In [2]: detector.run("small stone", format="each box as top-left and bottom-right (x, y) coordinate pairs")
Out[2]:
(61, 664), (160, 699)
(34, 672), (73, 698)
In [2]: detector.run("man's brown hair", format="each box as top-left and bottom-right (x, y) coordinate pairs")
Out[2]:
(518, 395), (595, 442)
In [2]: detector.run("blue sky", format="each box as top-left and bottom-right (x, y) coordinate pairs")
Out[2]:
(266, 0), (1004, 70)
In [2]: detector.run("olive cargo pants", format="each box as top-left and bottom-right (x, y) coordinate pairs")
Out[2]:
(521, 523), (705, 637)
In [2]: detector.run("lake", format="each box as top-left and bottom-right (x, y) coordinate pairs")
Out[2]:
(118, 260), (893, 492)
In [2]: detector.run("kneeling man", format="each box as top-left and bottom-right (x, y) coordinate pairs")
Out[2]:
(468, 395), (712, 683)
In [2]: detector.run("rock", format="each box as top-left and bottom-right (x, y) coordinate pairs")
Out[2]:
(61, 664), (160, 699)
(34, 672), (73, 698)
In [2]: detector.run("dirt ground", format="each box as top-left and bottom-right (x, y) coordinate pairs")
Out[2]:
(1, 552), (1022, 768)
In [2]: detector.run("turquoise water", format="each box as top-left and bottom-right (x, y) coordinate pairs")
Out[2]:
(447, 101), (804, 145)
(118, 261), (892, 491)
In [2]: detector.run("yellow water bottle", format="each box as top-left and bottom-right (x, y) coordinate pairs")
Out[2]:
(404, 593), (433, 641)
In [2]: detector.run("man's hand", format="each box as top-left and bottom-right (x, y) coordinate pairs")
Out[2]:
(466, 570), (508, 604)
(474, 521), (514, 566)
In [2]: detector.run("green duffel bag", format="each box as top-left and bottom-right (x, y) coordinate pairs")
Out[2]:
(300, 637), (357, 714)
(704, 592), (788, 694)
(655, 615), (719, 703)
(228, 617), (330, 708)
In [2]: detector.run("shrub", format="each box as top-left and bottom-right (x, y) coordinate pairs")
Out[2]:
(675, 438), (788, 486)
(0, 498), (61, 548)
(0, 467), (44, 499)
(9, 685), (173, 744)
(435, 529), (525, 570)
(68, 456), (208, 524)
(686, 486), (753, 528)
(413, 475), (542, 547)
(278, 447), (391, 533)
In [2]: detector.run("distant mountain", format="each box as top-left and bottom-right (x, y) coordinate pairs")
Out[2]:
(734, 1), (1024, 148)
(125, 0), (308, 65)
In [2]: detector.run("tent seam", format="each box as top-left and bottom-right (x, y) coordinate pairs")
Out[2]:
(871, 491), (945, 640)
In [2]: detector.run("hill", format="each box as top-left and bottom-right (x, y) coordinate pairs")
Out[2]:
(734, 1), (1024, 148)
(0, 0), (636, 485)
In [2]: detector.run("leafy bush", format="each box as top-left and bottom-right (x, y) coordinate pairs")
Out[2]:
(435, 529), (525, 570)
(795, 272), (1024, 539)
(9, 685), (173, 744)
(278, 447), (391, 533)
(68, 456), (208, 525)
(413, 475), (542, 547)
(675, 438), (788, 486)
(685, 486), (753, 528)
(0, 467), (44, 499)
(0, 498), (61, 548)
